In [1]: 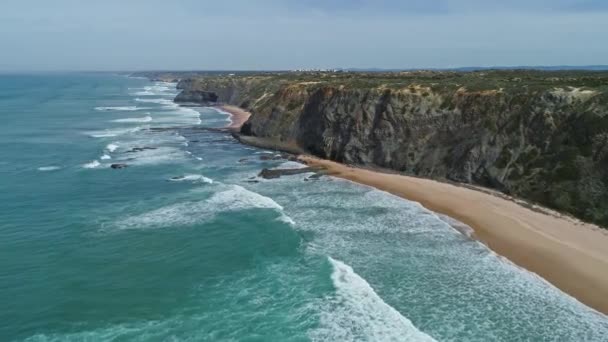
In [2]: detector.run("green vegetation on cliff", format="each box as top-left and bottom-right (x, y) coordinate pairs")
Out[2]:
(170, 70), (608, 227)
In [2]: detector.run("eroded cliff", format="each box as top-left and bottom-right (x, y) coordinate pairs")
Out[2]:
(176, 71), (608, 226)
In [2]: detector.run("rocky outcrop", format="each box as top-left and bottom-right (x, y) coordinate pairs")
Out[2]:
(176, 71), (608, 227)
(174, 90), (218, 104)
(258, 167), (321, 179)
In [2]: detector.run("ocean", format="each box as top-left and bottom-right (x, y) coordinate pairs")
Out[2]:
(1, 73), (607, 341)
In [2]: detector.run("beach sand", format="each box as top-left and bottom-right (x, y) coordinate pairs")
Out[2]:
(218, 105), (251, 131)
(299, 155), (608, 315)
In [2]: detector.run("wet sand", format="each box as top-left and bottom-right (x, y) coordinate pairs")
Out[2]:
(299, 155), (608, 315)
(217, 105), (251, 131)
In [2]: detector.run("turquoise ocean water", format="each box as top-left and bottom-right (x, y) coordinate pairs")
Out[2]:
(1, 73), (607, 341)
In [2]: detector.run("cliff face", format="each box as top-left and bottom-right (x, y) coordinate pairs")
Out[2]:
(177, 71), (608, 226)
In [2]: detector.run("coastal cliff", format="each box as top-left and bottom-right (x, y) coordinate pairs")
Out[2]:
(174, 71), (608, 227)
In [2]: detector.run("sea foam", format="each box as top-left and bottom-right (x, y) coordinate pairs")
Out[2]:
(105, 143), (119, 152)
(168, 174), (214, 184)
(94, 106), (142, 111)
(111, 116), (152, 123)
(82, 160), (102, 169)
(87, 127), (145, 138)
(115, 185), (288, 230)
(135, 98), (174, 105)
(310, 257), (437, 342)
(37, 166), (61, 171)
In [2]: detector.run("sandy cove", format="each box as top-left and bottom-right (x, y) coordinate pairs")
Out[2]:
(217, 105), (251, 131)
(299, 155), (608, 315)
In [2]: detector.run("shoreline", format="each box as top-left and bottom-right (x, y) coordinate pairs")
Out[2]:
(216, 105), (251, 131)
(298, 155), (608, 315)
(171, 87), (608, 314)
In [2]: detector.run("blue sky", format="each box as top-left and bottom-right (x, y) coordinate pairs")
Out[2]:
(0, 0), (606, 71)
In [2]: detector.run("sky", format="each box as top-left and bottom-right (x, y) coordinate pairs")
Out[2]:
(0, 0), (606, 71)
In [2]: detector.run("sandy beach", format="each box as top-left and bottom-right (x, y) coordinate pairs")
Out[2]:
(218, 105), (251, 131)
(299, 155), (608, 315)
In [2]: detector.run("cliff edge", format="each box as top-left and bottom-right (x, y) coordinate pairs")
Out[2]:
(175, 70), (608, 227)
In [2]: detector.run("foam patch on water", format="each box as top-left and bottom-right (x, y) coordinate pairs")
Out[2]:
(111, 116), (152, 123)
(38, 166), (61, 171)
(311, 257), (437, 342)
(274, 161), (307, 170)
(135, 98), (174, 105)
(82, 160), (102, 169)
(114, 146), (188, 166)
(277, 213), (296, 226)
(133, 90), (155, 96)
(131, 84), (176, 96)
(86, 126), (145, 138)
(168, 174), (214, 184)
(436, 214), (476, 238)
(207, 185), (284, 212)
(100, 154), (112, 160)
(94, 106), (142, 111)
(106, 143), (119, 152)
(116, 185), (287, 229)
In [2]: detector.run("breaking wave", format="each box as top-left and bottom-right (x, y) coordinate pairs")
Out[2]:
(135, 98), (174, 105)
(94, 106), (142, 111)
(111, 116), (152, 123)
(86, 127), (145, 138)
(115, 185), (288, 230)
(105, 143), (119, 152)
(168, 174), (214, 184)
(82, 160), (102, 169)
(310, 257), (437, 342)
(37, 166), (61, 171)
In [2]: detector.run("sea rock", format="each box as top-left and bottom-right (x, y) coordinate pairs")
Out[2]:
(259, 154), (285, 161)
(125, 147), (157, 153)
(111, 163), (128, 169)
(258, 167), (319, 179)
(174, 90), (218, 104)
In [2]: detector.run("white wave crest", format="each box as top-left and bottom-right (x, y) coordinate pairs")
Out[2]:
(116, 185), (286, 229)
(277, 213), (296, 226)
(94, 106), (141, 111)
(207, 185), (283, 212)
(100, 154), (112, 160)
(106, 143), (119, 152)
(82, 160), (102, 169)
(154, 108), (201, 125)
(87, 127), (145, 138)
(38, 166), (61, 171)
(135, 98), (174, 105)
(311, 257), (437, 342)
(133, 91), (155, 96)
(274, 161), (307, 170)
(131, 85), (175, 96)
(168, 174), (214, 184)
(111, 116), (152, 123)
(113, 146), (186, 166)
